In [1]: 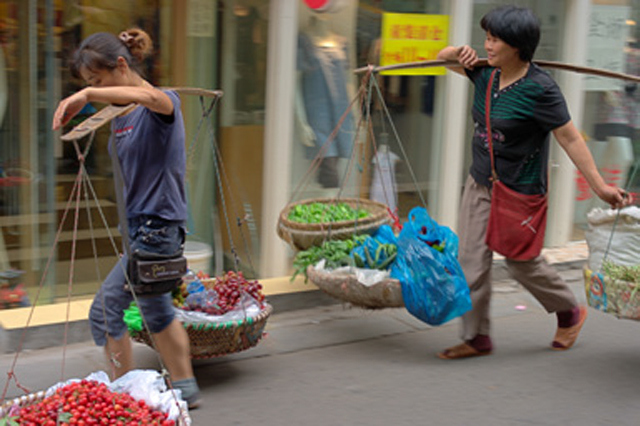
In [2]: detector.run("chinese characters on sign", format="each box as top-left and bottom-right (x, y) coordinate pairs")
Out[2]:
(380, 13), (449, 76)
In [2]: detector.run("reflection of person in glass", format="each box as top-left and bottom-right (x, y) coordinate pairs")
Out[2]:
(581, 84), (635, 214)
(295, 12), (354, 188)
(435, 6), (631, 360)
(594, 80), (636, 186)
(52, 29), (201, 408)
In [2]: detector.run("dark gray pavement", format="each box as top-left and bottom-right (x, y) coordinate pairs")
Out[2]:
(1, 267), (639, 426)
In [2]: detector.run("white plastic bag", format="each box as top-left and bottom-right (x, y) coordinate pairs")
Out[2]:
(585, 206), (640, 271)
(314, 259), (392, 287)
(175, 294), (263, 324)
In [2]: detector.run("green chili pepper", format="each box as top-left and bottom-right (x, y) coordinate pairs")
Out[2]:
(376, 252), (397, 270)
(374, 245), (384, 264)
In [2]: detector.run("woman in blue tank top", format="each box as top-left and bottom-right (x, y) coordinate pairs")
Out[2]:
(52, 28), (200, 408)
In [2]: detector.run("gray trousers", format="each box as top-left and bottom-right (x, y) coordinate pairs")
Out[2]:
(458, 175), (578, 341)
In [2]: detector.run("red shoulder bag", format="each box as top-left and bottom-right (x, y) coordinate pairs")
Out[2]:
(484, 69), (548, 261)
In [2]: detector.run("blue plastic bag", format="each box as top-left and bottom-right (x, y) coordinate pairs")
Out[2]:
(390, 207), (471, 325)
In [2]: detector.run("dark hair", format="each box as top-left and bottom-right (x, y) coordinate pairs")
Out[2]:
(480, 6), (540, 62)
(70, 28), (153, 79)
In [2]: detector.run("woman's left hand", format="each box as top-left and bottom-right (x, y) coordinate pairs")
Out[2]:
(456, 45), (478, 69)
(52, 89), (89, 130)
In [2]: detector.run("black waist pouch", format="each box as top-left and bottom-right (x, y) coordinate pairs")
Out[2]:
(126, 249), (187, 296)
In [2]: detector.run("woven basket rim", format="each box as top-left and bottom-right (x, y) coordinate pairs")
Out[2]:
(128, 304), (273, 333)
(277, 211), (392, 251)
(279, 197), (390, 231)
(131, 304), (273, 358)
(278, 215), (392, 237)
(180, 303), (273, 328)
(0, 390), (47, 416)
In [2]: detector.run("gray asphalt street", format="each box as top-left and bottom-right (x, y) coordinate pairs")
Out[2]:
(1, 268), (639, 426)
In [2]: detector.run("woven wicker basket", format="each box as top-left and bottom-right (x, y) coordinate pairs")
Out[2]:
(0, 390), (47, 418)
(584, 266), (640, 321)
(277, 198), (392, 251)
(131, 304), (273, 359)
(306, 265), (403, 309)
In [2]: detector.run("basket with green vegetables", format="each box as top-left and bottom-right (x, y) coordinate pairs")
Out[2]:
(287, 202), (370, 224)
(277, 198), (393, 251)
(292, 229), (399, 281)
(602, 260), (640, 283)
(299, 229), (403, 309)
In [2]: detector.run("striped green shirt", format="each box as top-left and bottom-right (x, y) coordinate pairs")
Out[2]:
(466, 65), (571, 195)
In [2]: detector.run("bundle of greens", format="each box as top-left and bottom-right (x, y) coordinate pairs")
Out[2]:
(292, 235), (368, 281)
(287, 202), (369, 224)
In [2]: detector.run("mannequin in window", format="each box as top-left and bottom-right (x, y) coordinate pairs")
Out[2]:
(295, 13), (354, 188)
(370, 134), (400, 212)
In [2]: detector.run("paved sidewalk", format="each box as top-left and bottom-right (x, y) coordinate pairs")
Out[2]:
(538, 240), (588, 265)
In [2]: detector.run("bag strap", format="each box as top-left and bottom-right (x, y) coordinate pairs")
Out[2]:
(485, 69), (498, 182)
(109, 134), (133, 258)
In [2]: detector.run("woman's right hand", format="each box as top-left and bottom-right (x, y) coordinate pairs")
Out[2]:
(52, 89), (89, 131)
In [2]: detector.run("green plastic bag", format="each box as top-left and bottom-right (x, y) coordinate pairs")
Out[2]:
(123, 302), (143, 332)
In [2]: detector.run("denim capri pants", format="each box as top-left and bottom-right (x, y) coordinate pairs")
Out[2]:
(89, 215), (185, 346)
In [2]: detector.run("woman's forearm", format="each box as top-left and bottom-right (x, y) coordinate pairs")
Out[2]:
(436, 45), (478, 72)
(84, 86), (173, 115)
(437, 46), (461, 61)
(553, 122), (607, 196)
(554, 121), (630, 208)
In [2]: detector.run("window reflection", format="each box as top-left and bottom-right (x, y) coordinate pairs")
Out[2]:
(0, 1), (169, 305)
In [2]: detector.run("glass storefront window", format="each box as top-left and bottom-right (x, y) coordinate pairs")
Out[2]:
(0, 0), (272, 305)
(291, 2), (361, 203)
(291, 0), (446, 223)
(574, 1), (640, 239)
(0, 1), (227, 306)
(215, 0), (269, 277)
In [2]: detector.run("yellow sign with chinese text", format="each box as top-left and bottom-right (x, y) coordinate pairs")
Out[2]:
(380, 13), (449, 75)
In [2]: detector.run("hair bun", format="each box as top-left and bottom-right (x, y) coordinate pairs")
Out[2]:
(118, 28), (153, 62)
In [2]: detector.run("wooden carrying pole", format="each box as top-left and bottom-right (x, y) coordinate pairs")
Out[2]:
(60, 87), (223, 142)
(354, 58), (640, 83)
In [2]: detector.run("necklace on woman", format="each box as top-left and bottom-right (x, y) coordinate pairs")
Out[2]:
(498, 63), (530, 90)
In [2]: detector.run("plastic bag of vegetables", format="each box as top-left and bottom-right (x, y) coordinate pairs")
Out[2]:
(390, 207), (471, 326)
